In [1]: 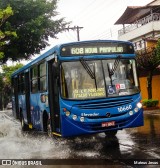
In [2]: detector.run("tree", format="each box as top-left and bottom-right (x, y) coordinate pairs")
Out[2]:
(0, 63), (23, 110)
(136, 40), (160, 99)
(0, 0), (68, 63)
(156, 39), (160, 59)
(0, 5), (17, 61)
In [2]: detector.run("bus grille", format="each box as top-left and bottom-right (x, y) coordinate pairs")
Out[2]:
(75, 98), (133, 109)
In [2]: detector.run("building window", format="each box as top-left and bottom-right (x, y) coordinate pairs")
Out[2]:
(133, 43), (137, 49)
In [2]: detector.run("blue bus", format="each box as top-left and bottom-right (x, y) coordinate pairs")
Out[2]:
(11, 40), (143, 137)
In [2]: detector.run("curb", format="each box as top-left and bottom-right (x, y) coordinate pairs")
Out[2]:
(143, 109), (160, 114)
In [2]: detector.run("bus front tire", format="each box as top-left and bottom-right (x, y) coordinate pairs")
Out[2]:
(105, 130), (117, 137)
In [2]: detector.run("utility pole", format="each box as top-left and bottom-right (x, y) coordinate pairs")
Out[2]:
(65, 26), (83, 41)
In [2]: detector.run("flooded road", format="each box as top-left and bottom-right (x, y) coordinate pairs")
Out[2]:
(0, 110), (160, 167)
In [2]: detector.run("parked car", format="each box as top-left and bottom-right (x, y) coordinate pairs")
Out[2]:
(6, 102), (12, 109)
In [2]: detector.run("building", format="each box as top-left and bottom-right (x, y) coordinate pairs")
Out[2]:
(115, 0), (160, 50)
(115, 0), (160, 106)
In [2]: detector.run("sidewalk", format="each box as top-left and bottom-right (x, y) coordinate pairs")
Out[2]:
(143, 108), (160, 114)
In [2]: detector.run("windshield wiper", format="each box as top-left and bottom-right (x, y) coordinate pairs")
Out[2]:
(107, 55), (122, 85)
(80, 57), (97, 89)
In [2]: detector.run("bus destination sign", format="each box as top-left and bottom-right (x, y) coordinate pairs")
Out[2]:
(60, 42), (134, 56)
(70, 46), (123, 55)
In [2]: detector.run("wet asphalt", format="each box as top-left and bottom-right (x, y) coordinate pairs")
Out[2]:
(0, 109), (160, 167)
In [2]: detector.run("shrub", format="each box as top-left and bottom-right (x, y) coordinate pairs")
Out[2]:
(142, 99), (159, 107)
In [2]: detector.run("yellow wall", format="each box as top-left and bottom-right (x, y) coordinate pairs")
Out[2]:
(139, 75), (160, 106)
(146, 40), (157, 48)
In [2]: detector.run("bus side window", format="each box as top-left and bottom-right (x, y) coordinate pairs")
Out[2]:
(11, 78), (14, 95)
(18, 75), (21, 93)
(18, 73), (25, 94)
(31, 66), (38, 93)
(39, 62), (47, 92)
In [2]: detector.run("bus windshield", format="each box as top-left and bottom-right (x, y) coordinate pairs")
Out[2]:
(61, 59), (139, 99)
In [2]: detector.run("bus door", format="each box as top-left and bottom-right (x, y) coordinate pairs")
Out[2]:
(13, 77), (20, 119)
(48, 60), (61, 134)
(24, 71), (31, 125)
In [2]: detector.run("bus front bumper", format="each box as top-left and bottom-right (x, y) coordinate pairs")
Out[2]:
(60, 109), (144, 137)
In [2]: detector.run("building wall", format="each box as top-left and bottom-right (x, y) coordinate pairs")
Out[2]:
(139, 75), (160, 106)
(118, 21), (160, 41)
(146, 40), (157, 48)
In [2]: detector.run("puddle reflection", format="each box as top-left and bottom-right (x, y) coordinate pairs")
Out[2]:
(137, 113), (160, 136)
(135, 113), (160, 147)
(124, 112), (160, 158)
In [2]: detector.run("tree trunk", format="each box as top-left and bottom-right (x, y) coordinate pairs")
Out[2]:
(147, 71), (153, 99)
(0, 92), (2, 110)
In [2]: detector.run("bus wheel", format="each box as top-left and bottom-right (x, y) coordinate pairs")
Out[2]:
(21, 117), (29, 131)
(47, 119), (53, 137)
(105, 130), (117, 137)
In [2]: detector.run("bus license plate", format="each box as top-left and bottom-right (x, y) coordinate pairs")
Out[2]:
(102, 121), (115, 127)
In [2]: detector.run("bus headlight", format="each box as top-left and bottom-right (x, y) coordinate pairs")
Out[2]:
(63, 108), (70, 117)
(80, 117), (85, 122)
(73, 115), (77, 120)
(137, 102), (142, 109)
(134, 107), (139, 112)
(129, 111), (133, 115)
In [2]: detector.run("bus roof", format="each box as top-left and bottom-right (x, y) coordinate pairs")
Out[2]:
(11, 40), (133, 77)
(11, 45), (59, 77)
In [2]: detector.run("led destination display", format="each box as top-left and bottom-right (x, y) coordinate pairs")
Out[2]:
(61, 42), (134, 56)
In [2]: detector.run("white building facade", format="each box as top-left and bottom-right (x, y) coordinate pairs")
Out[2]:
(115, 0), (160, 51)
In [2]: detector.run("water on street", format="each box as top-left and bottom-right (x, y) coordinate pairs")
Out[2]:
(0, 110), (160, 167)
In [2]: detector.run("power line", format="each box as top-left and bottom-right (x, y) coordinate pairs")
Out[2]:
(76, 0), (122, 26)
(71, 0), (96, 22)
(76, 1), (126, 40)
(64, 31), (77, 41)
(76, 0), (115, 25)
(89, 25), (121, 40)
(65, 26), (84, 41)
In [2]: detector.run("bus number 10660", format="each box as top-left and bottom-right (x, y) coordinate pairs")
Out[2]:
(118, 105), (132, 112)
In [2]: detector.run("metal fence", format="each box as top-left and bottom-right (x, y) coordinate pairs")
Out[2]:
(118, 13), (160, 36)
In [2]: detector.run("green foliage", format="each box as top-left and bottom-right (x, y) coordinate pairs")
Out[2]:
(0, 52), (4, 59)
(136, 39), (160, 71)
(0, 0), (69, 63)
(142, 99), (159, 107)
(0, 5), (13, 19)
(156, 39), (160, 58)
(0, 5), (17, 61)
(0, 63), (23, 109)
(136, 47), (160, 71)
(136, 40), (160, 99)
(2, 63), (23, 84)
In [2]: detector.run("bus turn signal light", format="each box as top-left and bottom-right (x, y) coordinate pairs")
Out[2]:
(65, 111), (70, 116)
